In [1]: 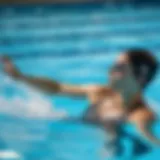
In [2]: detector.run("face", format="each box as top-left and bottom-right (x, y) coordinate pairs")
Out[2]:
(109, 53), (141, 103)
(109, 54), (130, 81)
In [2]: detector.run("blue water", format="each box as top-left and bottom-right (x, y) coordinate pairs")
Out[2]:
(0, 4), (160, 160)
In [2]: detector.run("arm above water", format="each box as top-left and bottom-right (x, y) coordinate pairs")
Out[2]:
(1, 56), (106, 96)
(19, 76), (96, 96)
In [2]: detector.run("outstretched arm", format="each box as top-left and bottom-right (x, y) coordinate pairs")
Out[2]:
(128, 101), (160, 146)
(0, 56), (95, 96)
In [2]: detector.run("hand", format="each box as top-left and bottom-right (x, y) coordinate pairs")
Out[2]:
(0, 56), (22, 78)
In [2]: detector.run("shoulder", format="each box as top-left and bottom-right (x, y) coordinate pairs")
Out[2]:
(86, 84), (111, 94)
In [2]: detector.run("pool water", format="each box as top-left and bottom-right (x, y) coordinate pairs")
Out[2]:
(0, 54), (160, 160)
(0, 4), (160, 160)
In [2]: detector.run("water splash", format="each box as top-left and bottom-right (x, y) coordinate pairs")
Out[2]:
(0, 73), (67, 119)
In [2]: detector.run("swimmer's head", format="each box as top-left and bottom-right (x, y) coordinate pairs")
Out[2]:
(110, 49), (159, 89)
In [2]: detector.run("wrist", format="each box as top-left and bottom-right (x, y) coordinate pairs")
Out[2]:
(13, 72), (23, 80)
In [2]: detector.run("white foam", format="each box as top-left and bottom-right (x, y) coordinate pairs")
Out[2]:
(0, 74), (67, 119)
(0, 150), (21, 159)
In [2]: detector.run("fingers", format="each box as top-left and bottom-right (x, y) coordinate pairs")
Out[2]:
(0, 56), (13, 71)
(0, 55), (12, 63)
(0, 55), (13, 71)
(0, 55), (21, 78)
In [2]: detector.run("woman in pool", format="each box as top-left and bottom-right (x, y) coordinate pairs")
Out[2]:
(1, 49), (159, 154)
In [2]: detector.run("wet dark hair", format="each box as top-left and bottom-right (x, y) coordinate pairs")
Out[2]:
(127, 49), (159, 89)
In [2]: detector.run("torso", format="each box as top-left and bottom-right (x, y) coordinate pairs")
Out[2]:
(85, 87), (125, 123)
(85, 86), (145, 123)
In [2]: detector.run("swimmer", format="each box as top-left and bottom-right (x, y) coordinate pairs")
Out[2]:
(1, 49), (159, 152)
